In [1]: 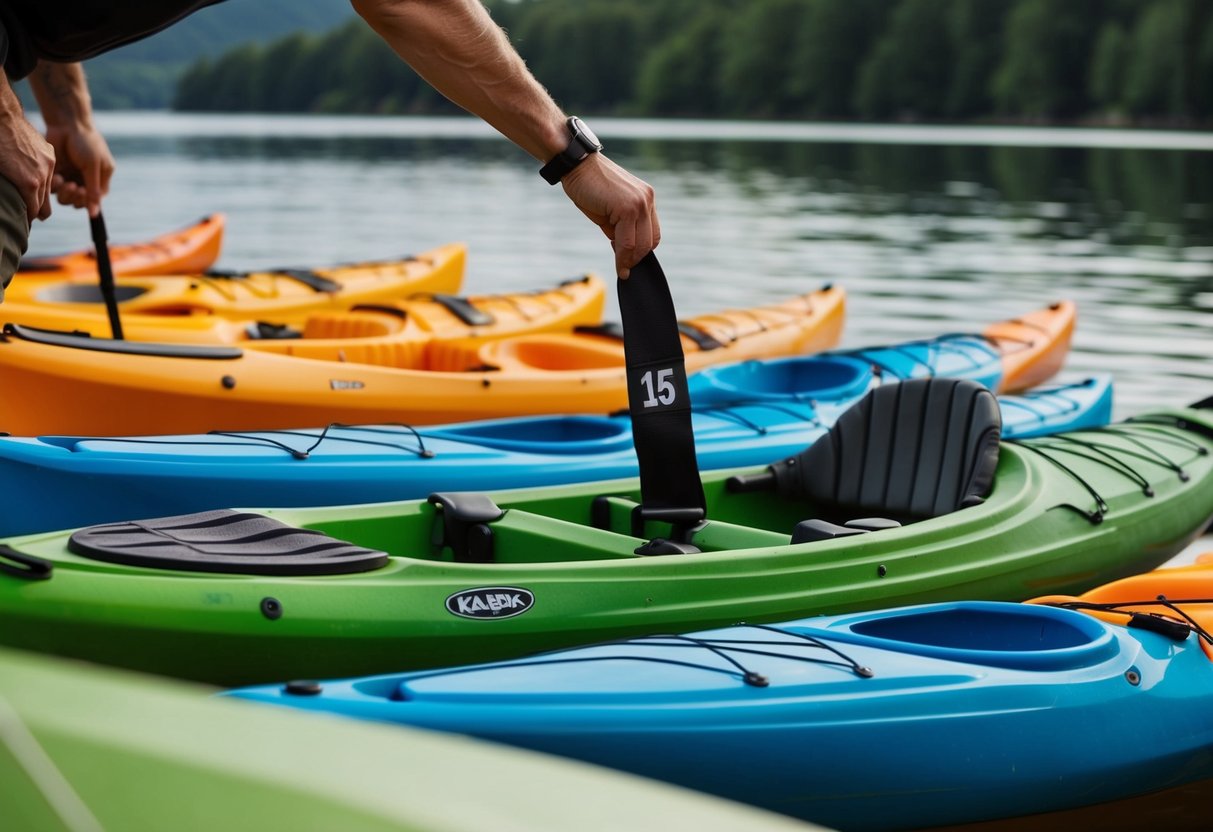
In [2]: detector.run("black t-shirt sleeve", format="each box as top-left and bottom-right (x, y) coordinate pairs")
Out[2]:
(2, 1), (224, 80)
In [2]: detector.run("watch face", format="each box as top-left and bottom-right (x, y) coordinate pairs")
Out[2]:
(569, 117), (603, 153)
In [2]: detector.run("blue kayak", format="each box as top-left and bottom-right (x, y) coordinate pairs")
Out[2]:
(226, 598), (1213, 831)
(0, 333), (1109, 537)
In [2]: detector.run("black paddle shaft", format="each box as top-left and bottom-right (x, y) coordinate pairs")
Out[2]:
(90, 212), (124, 340)
(617, 253), (706, 538)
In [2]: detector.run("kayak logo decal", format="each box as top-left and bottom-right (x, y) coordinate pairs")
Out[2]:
(329, 379), (365, 390)
(446, 587), (534, 620)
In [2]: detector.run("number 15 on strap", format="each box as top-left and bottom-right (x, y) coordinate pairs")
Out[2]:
(639, 367), (679, 408)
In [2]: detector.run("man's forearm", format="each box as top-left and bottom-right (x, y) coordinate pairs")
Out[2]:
(0, 70), (27, 132)
(351, 0), (568, 162)
(27, 62), (94, 130)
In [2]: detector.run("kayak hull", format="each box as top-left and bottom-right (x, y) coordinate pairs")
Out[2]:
(0, 285), (846, 434)
(16, 214), (225, 278)
(227, 599), (1213, 831)
(0, 406), (1208, 686)
(0, 242), (468, 338)
(229, 599), (1213, 832)
(0, 647), (811, 832)
(0, 372), (1112, 537)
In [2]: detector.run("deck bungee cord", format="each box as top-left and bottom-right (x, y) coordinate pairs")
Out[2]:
(841, 332), (998, 378)
(384, 624), (876, 693)
(1006, 419), (1211, 523)
(1040, 596), (1213, 646)
(995, 378), (1102, 419)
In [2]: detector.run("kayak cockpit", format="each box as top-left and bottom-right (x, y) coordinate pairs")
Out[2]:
(805, 601), (1121, 671)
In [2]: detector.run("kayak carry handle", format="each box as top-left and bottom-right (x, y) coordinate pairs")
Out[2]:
(1127, 612), (1193, 642)
(0, 545), (53, 580)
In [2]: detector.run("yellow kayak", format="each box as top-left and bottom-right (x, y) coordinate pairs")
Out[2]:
(0, 285), (845, 435)
(3, 242), (466, 326)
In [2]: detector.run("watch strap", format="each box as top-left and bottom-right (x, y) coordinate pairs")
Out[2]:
(539, 118), (601, 185)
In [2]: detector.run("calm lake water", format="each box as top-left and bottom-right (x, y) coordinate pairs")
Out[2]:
(27, 112), (1213, 560)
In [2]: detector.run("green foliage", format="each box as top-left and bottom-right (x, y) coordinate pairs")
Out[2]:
(855, 0), (953, 119)
(1123, 0), (1208, 119)
(635, 12), (729, 117)
(85, 0), (355, 109)
(946, 0), (1013, 117)
(790, 0), (885, 118)
(1089, 23), (1129, 114)
(718, 0), (815, 118)
(991, 0), (1103, 118)
(168, 0), (1209, 125)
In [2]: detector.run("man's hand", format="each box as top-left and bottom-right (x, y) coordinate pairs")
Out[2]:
(561, 154), (659, 279)
(44, 122), (114, 217)
(29, 61), (113, 217)
(0, 81), (55, 223)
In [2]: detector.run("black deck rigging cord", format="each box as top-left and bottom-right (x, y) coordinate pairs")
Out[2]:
(1007, 421), (1207, 523)
(392, 624), (874, 692)
(1042, 596), (1213, 646)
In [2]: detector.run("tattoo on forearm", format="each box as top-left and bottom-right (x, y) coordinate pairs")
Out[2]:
(29, 63), (91, 124)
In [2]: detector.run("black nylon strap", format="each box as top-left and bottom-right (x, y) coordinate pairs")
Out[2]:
(618, 253), (706, 531)
(90, 213), (125, 340)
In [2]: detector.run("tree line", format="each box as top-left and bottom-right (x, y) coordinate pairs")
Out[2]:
(174, 0), (1213, 125)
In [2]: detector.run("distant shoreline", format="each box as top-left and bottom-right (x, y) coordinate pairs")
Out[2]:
(72, 111), (1213, 153)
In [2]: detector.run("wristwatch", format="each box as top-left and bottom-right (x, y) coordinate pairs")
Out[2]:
(539, 117), (603, 185)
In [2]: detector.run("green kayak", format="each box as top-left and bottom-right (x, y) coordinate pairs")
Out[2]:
(0, 646), (814, 832)
(1, 377), (1210, 687)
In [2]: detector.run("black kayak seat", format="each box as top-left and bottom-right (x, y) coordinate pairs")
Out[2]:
(67, 509), (388, 576)
(728, 377), (1003, 541)
(802, 376), (1002, 522)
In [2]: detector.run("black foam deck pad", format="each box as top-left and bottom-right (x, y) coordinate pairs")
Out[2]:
(68, 509), (389, 576)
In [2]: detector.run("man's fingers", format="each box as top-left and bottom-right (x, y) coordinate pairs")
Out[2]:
(35, 188), (52, 221)
(84, 154), (104, 216)
(613, 219), (637, 280)
(54, 182), (88, 209)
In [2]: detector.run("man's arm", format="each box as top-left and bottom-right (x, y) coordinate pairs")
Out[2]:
(0, 70), (54, 222)
(27, 61), (113, 217)
(350, 0), (658, 277)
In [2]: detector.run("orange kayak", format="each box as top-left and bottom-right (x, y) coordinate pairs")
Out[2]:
(1032, 558), (1213, 661)
(452, 294), (1070, 392)
(0, 243), (466, 331)
(0, 285), (844, 435)
(985, 300), (1075, 392)
(17, 214), (225, 279)
(438, 286), (847, 375)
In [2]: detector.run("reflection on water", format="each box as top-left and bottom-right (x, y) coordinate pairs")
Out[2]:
(27, 113), (1212, 424)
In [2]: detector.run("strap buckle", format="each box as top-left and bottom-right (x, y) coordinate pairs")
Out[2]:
(630, 504), (706, 542)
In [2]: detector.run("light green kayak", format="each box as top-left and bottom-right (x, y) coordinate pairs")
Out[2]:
(1, 377), (1210, 687)
(0, 646), (818, 832)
